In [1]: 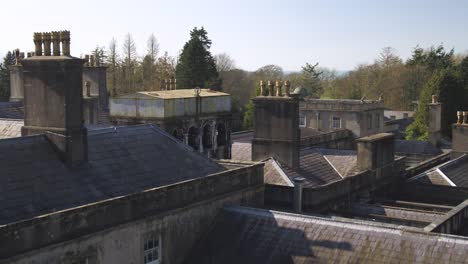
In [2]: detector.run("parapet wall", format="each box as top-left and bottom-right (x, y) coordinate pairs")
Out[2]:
(300, 129), (355, 149)
(424, 198), (468, 235)
(0, 163), (264, 260)
(300, 99), (385, 112)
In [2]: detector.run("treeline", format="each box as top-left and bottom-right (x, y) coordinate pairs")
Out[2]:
(97, 33), (177, 96)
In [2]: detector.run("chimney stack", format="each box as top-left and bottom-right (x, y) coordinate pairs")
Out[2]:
(356, 133), (395, 173)
(21, 31), (88, 167)
(428, 95), (442, 147)
(252, 80), (300, 170)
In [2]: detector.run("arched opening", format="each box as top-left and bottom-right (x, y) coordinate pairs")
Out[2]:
(216, 123), (227, 146)
(172, 128), (183, 141)
(202, 124), (213, 150)
(188, 126), (199, 150)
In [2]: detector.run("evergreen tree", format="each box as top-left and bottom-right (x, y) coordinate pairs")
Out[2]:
(406, 68), (464, 140)
(460, 56), (468, 109)
(176, 27), (220, 90)
(0, 51), (16, 99)
(300, 62), (323, 98)
(92, 46), (106, 66)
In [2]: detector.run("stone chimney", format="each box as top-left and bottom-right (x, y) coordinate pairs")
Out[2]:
(356, 133), (395, 172)
(8, 49), (24, 102)
(452, 111), (468, 157)
(428, 95), (442, 147)
(21, 31), (88, 167)
(82, 54), (109, 110)
(252, 80), (300, 170)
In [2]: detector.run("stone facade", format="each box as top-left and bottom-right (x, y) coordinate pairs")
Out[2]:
(110, 89), (232, 159)
(82, 54), (109, 110)
(0, 162), (264, 264)
(299, 98), (385, 137)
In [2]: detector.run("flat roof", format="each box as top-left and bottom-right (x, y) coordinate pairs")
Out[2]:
(116, 89), (230, 100)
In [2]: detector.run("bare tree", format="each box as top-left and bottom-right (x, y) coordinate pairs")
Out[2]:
(147, 34), (159, 65)
(143, 34), (160, 90)
(107, 38), (119, 95)
(122, 33), (138, 92)
(214, 52), (236, 72)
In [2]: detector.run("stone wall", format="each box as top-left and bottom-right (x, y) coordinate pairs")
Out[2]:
(424, 198), (468, 235)
(452, 124), (468, 157)
(300, 99), (385, 137)
(300, 129), (355, 150)
(0, 163), (264, 263)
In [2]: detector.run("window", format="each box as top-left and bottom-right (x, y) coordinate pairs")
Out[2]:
(332, 116), (341, 129)
(299, 114), (306, 128)
(144, 235), (161, 264)
(403, 113), (409, 119)
(390, 115), (396, 120)
(368, 114), (372, 129)
(376, 114), (380, 128)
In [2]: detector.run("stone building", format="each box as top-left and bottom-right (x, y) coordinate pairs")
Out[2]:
(109, 88), (232, 159)
(0, 31), (263, 264)
(299, 98), (385, 137)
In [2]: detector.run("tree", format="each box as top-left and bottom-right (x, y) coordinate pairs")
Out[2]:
(156, 51), (176, 89)
(255, 64), (284, 81)
(242, 100), (254, 130)
(176, 27), (220, 90)
(214, 53), (236, 72)
(299, 62), (323, 98)
(460, 55), (468, 109)
(106, 38), (119, 95)
(122, 33), (138, 93)
(142, 34), (160, 90)
(0, 51), (16, 99)
(92, 46), (106, 66)
(406, 68), (464, 140)
(407, 45), (454, 71)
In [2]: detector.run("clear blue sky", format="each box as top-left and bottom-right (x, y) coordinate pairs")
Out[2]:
(2, 0), (467, 71)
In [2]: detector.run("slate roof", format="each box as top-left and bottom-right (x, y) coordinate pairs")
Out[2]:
(316, 148), (358, 176)
(407, 154), (468, 187)
(187, 206), (468, 264)
(395, 139), (442, 156)
(0, 102), (24, 119)
(0, 125), (225, 225)
(279, 148), (343, 188)
(0, 119), (23, 139)
(231, 142), (252, 161)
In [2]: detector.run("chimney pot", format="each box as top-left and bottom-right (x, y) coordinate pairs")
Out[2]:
(284, 80), (291, 97)
(432, 94), (438, 104)
(259, 80), (266, 96)
(464, 112), (468, 125)
(267, 80), (274, 96)
(293, 177), (305, 213)
(275, 80), (282, 96)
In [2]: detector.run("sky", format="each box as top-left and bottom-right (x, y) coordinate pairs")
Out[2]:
(1, 0), (467, 71)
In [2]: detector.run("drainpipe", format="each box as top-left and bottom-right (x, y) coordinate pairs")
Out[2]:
(293, 177), (305, 213)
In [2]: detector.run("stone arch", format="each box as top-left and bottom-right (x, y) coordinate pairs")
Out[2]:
(187, 126), (199, 150)
(202, 124), (213, 150)
(216, 123), (227, 147)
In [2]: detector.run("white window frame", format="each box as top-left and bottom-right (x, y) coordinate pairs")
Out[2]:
(331, 116), (341, 129)
(144, 234), (161, 264)
(299, 114), (306, 128)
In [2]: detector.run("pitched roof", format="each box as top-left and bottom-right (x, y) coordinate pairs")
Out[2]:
(408, 155), (468, 187)
(395, 139), (442, 156)
(187, 206), (468, 264)
(439, 155), (468, 187)
(316, 148), (358, 177)
(231, 142), (252, 161)
(279, 148), (343, 188)
(0, 125), (225, 225)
